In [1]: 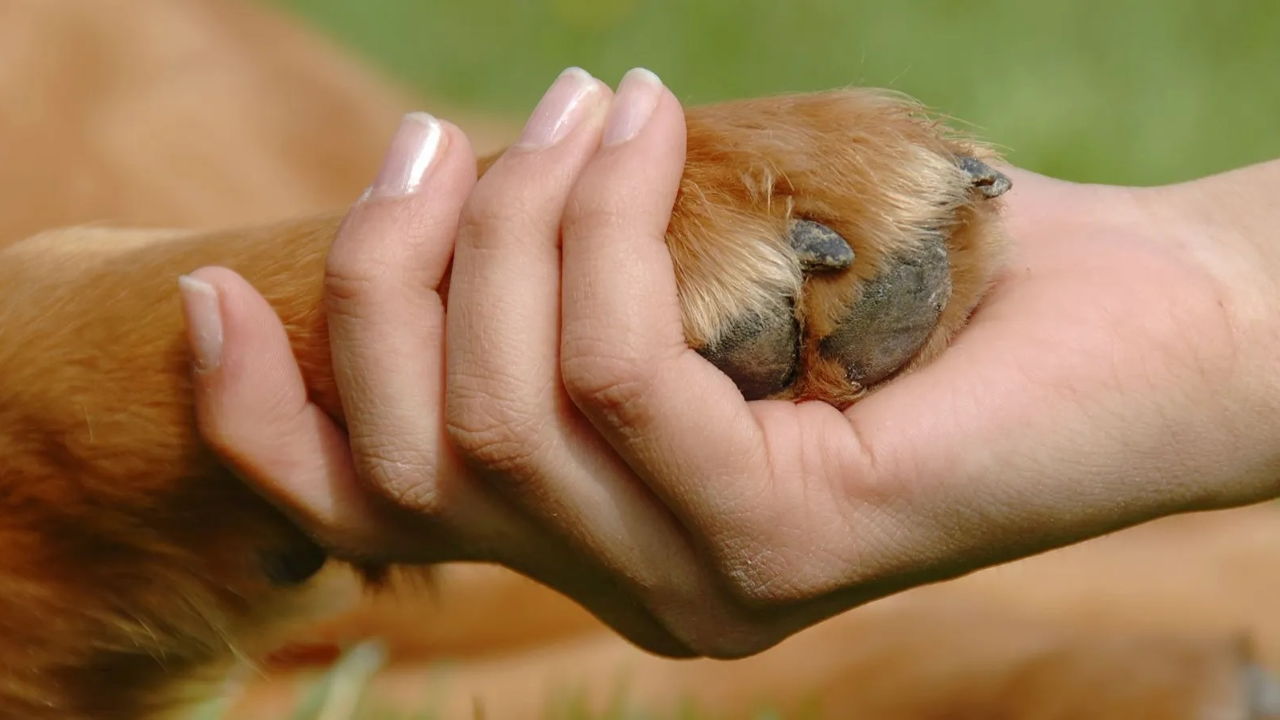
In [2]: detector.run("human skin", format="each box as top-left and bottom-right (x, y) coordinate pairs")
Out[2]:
(185, 68), (1280, 658)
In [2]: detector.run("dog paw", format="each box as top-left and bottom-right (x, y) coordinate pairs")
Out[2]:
(667, 90), (1009, 406)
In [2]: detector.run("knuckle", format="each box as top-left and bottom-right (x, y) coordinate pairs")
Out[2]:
(444, 384), (547, 476)
(193, 404), (240, 453)
(456, 186), (539, 251)
(350, 434), (442, 514)
(196, 393), (296, 466)
(561, 193), (627, 240)
(199, 424), (256, 472)
(648, 588), (806, 660)
(323, 259), (380, 315)
(446, 419), (540, 475)
(660, 600), (792, 660)
(560, 343), (654, 424)
(708, 537), (802, 609)
(324, 215), (392, 300)
(685, 629), (786, 661)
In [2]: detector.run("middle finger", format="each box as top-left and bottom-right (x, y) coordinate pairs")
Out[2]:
(450, 68), (771, 654)
(445, 67), (610, 496)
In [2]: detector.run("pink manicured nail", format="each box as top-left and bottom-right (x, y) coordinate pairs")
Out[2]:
(603, 68), (664, 146)
(178, 275), (223, 372)
(369, 112), (445, 197)
(515, 67), (600, 149)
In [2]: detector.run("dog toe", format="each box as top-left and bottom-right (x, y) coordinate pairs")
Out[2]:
(696, 307), (799, 400)
(817, 231), (952, 386)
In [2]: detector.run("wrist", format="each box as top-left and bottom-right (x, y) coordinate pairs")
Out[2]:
(1140, 163), (1280, 507)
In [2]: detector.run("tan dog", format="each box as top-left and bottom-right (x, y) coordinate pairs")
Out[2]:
(1, 2), (1278, 720)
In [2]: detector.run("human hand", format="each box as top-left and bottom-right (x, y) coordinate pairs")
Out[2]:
(183, 65), (1280, 657)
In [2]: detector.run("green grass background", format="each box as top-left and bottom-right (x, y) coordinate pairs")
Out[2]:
(274, 0), (1280, 186)
(207, 2), (1280, 717)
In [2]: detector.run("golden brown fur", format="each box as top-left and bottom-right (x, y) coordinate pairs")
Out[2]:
(1, 2), (1277, 720)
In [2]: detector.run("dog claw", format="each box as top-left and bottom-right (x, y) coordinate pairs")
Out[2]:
(819, 231), (951, 386)
(789, 219), (855, 272)
(958, 156), (1012, 199)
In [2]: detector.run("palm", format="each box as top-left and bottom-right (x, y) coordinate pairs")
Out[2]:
(716, 171), (1224, 604)
(803, 169), (1242, 588)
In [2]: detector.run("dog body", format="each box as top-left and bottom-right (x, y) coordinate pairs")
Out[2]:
(2, 2), (1279, 720)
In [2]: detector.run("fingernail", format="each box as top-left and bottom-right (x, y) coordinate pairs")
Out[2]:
(369, 112), (446, 198)
(603, 68), (664, 146)
(178, 275), (223, 372)
(514, 67), (600, 149)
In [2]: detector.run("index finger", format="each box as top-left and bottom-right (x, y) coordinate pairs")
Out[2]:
(323, 114), (477, 513)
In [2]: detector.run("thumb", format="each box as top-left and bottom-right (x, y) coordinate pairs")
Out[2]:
(179, 267), (392, 553)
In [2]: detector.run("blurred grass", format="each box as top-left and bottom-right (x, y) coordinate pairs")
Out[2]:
(273, 0), (1280, 186)
(191, 641), (812, 720)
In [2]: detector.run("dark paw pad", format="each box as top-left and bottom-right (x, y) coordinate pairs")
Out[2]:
(697, 309), (799, 400)
(819, 232), (951, 386)
(696, 220), (860, 399)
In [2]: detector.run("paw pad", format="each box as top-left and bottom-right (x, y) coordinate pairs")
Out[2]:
(673, 91), (1010, 406)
